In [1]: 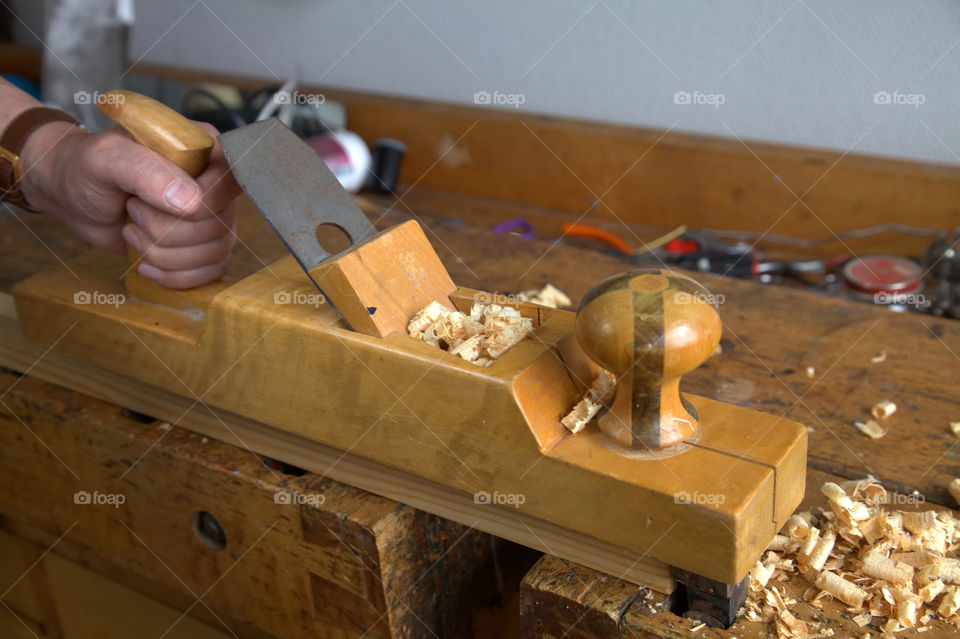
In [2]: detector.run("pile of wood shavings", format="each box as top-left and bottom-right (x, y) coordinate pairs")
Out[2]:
(744, 478), (960, 637)
(408, 301), (533, 366)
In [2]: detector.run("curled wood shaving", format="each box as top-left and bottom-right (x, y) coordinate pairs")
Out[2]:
(408, 301), (533, 366)
(822, 482), (870, 523)
(939, 586), (960, 616)
(515, 283), (572, 309)
(769, 534), (793, 552)
(871, 399), (897, 420)
(870, 350), (887, 364)
(862, 548), (912, 585)
(743, 479), (960, 637)
(784, 514), (811, 539)
(950, 478), (960, 507)
(560, 370), (616, 433)
(815, 570), (868, 608)
(805, 530), (836, 571)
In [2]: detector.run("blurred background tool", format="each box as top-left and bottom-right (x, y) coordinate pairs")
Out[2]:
(180, 80), (372, 192)
(924, 228), (960, 319)
(370, 138), (407, 193)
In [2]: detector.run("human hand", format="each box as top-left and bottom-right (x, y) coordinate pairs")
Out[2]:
(19, 120), (240, 289)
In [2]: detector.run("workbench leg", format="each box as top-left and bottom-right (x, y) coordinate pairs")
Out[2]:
(671, 568), (748, 628)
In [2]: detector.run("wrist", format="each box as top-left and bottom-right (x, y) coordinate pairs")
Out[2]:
(19, 121), (87, 213)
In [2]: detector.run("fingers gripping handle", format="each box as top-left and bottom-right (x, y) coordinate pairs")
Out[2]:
(98, 90), (223, 310)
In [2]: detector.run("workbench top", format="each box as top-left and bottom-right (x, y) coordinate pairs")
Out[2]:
(3, 193), (959, 637)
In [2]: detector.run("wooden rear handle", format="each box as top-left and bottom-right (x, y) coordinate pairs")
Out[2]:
(98, 90), (226, 311)
(99, 89), (213, 177)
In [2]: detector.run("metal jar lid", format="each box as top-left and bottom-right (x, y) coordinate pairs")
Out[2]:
(842, 255), (923, 296)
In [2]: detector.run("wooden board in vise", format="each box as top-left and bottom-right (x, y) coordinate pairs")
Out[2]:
(10, 248), (806, 589)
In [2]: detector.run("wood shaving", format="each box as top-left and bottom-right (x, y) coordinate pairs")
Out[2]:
(744, 478), (960, 637)
(951, 422), (960, 438)
(854, 419), (886, 439)
(805, 530), (837, 571)
(408, 301), (533, 366)
(514, 283), (572, 309)
(950, 478), (960, 507)
(560, 370), (616, 433)
(870, 350), (887, 364)
(871, 400), (897, 420)
(805, 366), (816, 379)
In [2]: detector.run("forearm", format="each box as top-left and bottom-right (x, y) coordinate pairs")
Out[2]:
(0, 78), (89, 214)
(0, 78), (45, 131)
(1, 81), (239, 287)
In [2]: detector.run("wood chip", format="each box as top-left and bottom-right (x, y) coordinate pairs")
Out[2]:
(854, 419), (887, 439)
(852, 612), (872, 627)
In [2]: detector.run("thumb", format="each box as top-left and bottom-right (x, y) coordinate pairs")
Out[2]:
(93, 131), (203, 217)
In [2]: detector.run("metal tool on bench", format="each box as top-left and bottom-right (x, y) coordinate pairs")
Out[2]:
(216, 120), (375, 294)
(13, 90), (808, 628)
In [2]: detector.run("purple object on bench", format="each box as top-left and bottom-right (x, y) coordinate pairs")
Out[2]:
(492, 218), (535, 240)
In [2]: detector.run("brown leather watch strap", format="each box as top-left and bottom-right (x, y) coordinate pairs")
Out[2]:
(0, 107), (79, 211)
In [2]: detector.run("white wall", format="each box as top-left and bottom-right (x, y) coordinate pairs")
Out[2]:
(14, 0), (960, 165)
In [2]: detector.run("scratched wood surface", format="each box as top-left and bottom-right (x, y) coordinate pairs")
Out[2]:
(3, 198), (959, 508)
(3, 194), (960, 637)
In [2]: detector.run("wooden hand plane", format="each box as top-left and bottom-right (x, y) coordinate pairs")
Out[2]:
(12, 92), (806, 602)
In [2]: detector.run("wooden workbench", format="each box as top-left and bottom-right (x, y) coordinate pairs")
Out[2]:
(2, 187), (960, 638)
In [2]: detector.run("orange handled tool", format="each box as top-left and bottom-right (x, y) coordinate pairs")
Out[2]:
(561, 223), (634, 255)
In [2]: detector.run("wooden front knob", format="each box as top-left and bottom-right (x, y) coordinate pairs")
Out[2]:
(575, 269), (722, 450)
